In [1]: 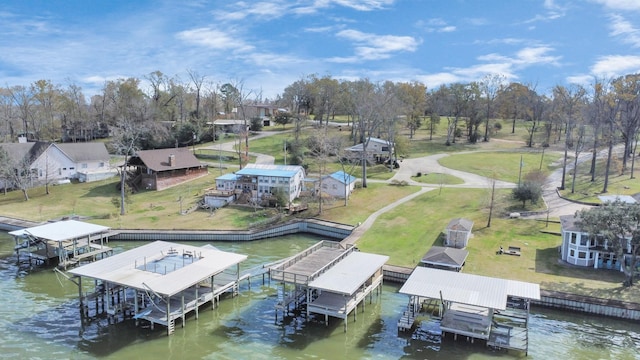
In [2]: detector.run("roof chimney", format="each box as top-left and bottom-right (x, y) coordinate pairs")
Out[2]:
(169, 154), (175, 167)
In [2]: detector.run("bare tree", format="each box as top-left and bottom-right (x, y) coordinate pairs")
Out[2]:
(480, 74), (506, 142)
(8, 85), (34, 140)
(187, 69), (206, 120)
(554, 84), (586, 190)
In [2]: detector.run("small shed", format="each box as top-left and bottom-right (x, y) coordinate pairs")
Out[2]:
(321, 171), (357, 199)
(420, 246), (468, 272)
(444, 218), (474, 248)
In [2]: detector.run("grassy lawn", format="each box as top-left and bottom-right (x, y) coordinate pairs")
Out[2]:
(2, 121), (638, 303)
(438, 150), (562, 183)
(299, 182), (421, 225)
(355, 187), (639, 302)
(558, 155), (640, 202)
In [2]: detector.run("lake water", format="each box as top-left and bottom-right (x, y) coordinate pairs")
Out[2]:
(1, 233), (639, 359)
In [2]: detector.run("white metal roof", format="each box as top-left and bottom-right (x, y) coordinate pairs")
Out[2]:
(307, 252), (388, 295)
(9, 220), (110, 242)
(399, 267), (540, 310)
(68, 241), (247, 297)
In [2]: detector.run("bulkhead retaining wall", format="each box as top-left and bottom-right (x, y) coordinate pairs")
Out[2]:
(110, 219), (354, 242)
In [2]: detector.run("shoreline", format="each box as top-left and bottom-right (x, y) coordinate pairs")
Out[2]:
(3, 215), (640, 321)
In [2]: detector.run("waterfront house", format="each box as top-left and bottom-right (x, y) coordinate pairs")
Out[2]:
(559, 214), (632, 271)
(559, 195), (638, 270)
(48, 143), (114, 182)
(345, 137), (394, 163)
(126, 148), (208, 191)
(0, 141), (113, 188)
(444, 218), (474, 248)
(214, 164), (305, 205)
(320, 171), (357, 199)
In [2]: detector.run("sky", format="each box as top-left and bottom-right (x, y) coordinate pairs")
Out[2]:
(1, 0), (640, 100)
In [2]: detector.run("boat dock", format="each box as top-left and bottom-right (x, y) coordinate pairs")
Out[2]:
(68, 240), (248, 335)
(9, 220), (113, 268)
(270, 241), (388, 331)
(399, 267), (540, 355)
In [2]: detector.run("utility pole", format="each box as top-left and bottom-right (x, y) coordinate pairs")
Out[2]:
(518, 155), (523, 186)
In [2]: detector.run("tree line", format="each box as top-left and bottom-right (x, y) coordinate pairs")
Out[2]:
(1, 71), (639, 193)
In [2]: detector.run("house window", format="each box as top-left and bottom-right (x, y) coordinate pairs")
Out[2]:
(580, 236), (588, 246)
(58, 169), (62, 175)
(570, 249), (575, 257)
(590, 252), (594, 259)
(332, 184), (337, 189)
(570, 233), (577, 244)
(99, 162), (105, 167)
(81, 163), (88, 169)
(578, 252), (587, 259)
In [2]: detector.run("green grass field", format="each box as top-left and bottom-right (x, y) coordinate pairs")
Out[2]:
(1, 119), (638, 302)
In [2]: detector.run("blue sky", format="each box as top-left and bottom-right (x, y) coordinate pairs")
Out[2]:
(1, 0), (640, 99)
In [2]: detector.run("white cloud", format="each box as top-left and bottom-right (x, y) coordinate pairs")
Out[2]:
(523, 0), (567, 23)
(514, 46), (561, 66)
(566, 74), (594, 86)
(215, 1), (287, 21)
(331, 0), (396, 11)
(416, 18), (457, 33)
(608, 14), (640, 47)
(590, 55), (640, 77)
(330, 29), (419, 62)
(175, 27), (254, 52)
(417, 72), (462, 88)
(593, 0), (640, 11)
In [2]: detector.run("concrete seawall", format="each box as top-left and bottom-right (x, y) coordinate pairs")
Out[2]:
(2, 215), (639, 322)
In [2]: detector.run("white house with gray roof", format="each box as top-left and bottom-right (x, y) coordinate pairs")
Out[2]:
(0, 142), (113, 188)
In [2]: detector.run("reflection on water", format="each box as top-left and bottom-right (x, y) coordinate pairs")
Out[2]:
(1, 233), (639, 359)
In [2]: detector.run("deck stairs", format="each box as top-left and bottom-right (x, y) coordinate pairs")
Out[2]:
(398, 304), (417, 332)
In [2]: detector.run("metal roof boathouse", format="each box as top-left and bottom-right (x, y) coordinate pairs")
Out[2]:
(270, 241), (388, 331)
(10, 220), (113, 269)
(68, 240), (247, 335)
(399, 267), (540, 355)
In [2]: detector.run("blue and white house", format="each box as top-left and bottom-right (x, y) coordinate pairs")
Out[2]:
(321, 171), (357, 199)
(213, 164), (305, 204)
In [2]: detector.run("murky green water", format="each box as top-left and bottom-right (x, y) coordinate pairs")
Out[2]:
(1, 233), (638, 359)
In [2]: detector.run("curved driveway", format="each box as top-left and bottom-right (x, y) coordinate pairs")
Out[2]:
(199, 132), (594, 241)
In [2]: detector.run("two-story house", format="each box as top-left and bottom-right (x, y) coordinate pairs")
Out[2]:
(212, 164), (305, 206)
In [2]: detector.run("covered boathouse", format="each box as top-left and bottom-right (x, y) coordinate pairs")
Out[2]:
(67, 240), (247, 335)
(10, 220), (112, 269)
(398, 267), (540, 355)
(270, 241), (388, 331)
